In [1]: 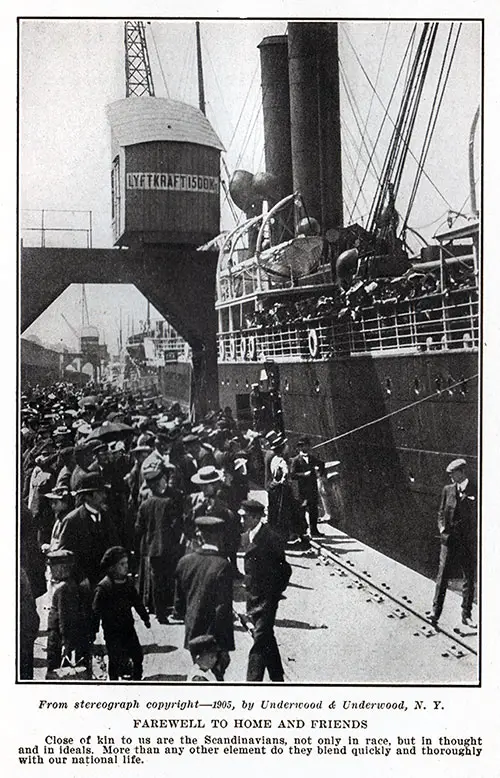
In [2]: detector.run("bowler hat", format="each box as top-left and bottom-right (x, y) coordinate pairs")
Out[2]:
(75, 472), (110, 494)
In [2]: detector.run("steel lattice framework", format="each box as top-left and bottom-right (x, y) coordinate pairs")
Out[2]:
(124, 21), (155, 97)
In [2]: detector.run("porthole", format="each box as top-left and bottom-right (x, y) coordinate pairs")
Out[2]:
(245, 379), (249, 389)
(413, 378), (421, 396)
(314, 380), (321, 394)
(408, 471), (415, 483)
(284, 378), (290, 392)
(385, 377), (392, 395)
(446, 376), (454, 396)
(434, 376), (443, 393)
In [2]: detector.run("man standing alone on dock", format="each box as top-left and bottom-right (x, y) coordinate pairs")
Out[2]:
(290, 436), (326, 538)
(430, 458), (477, 629)
(240, 499), (292, 682)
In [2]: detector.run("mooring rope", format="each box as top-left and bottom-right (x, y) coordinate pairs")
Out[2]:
(312, 372), (478, 450)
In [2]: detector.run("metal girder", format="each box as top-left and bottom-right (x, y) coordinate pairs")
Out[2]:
(125, 21), (155, 97)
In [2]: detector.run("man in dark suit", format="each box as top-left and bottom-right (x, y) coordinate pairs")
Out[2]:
(174, 517), (235, 681)
(290, 436), (326, 537)
(240, 499), (292, 682)
(57, 472), (119, 588)
(431, 458), (477, 628)
(135, 460), (184, 623)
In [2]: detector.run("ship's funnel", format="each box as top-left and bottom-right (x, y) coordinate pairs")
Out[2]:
(258, 35), (293, 203)
(288, 23), (343, 232)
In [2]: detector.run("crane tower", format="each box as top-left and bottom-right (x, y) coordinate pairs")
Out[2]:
(124, 21), (155, 97)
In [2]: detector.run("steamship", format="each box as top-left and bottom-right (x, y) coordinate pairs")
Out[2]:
(109, 21), (479, 580)
(209, 22), (480, 579)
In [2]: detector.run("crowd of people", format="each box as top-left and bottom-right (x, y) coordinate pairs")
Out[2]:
(19, 382), (334, 683)
(244, 262), (476, 331)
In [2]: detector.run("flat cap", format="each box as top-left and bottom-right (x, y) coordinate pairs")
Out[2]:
(142, 460), (166, 482)
(188, 634), (219, 654)
(446, 458), (467, 473)
(238, 499), (265, 516)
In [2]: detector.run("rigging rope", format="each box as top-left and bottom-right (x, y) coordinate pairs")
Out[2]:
(346, 25), (416, 223)
(312, 373), (478, 450)
(403, 24), (462, 231)
(148, 23), (170, 98)
(352, 22), (391, 182)
(339, 64), (383, 191)
(344, 25), (454, 225)
(369, 23), (434, 231)
(226, 65), (259, 156)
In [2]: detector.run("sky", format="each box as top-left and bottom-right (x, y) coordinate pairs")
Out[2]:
(19, 19), (481, 354)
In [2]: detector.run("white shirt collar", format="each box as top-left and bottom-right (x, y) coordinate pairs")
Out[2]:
(457, 477), (469, 492)
(84, 502), (100, 521)
(249, 521), (264, 544)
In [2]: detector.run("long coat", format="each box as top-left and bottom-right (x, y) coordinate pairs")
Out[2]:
(437, 479), (477, 544)
(57, 504), (119, 586)
(242, 524), (292, 601)
(174, 548), (235, 651)
(135, 491), (185, 610)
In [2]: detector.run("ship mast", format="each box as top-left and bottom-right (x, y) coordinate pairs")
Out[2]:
(469, 106), (480, 218)
(195, 22), (206, 115)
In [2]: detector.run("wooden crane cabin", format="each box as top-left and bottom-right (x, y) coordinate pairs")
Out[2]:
(107, 96), (224, 247)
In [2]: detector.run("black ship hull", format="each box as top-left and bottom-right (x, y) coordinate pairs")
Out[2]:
(218, 350), (478, 579)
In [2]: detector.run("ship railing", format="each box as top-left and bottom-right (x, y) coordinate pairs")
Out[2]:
(217, 288), (478, 361)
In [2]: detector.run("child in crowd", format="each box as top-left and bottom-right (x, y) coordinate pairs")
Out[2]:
(187, 634), (220, 682)
(45, 549), (92, 679)
(92, 546), (150, 681)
